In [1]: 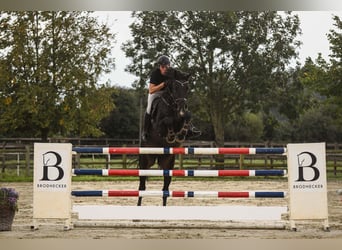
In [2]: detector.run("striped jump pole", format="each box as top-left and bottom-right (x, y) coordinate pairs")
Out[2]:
(71, 190), (286, 198)
(72, 147), (286, 155)
(72, 169), (287, 177)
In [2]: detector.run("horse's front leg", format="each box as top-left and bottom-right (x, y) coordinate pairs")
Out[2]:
(159, 117), (176, 143)
(137, 176), (146, 206)
(176, 120), (190, 143)
(162, 175), (172, 206)
(166, 128), (176, 143)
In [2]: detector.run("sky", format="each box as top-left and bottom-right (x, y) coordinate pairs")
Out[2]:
(95, 11), (342, 88)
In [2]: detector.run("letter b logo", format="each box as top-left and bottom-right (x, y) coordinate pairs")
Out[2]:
(40, 151), (64, 181)
(296, 151), (320, 182)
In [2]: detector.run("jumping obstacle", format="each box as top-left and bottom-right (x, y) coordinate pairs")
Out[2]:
(71, 165), (287, 228)
(72, 169), (287, 177)
(72, 146), (286, 155)
(72, 205), (288, 226)
(32, 143), (330, 231)
(71, 190), (286, 198)
(71, 164), (287, 227)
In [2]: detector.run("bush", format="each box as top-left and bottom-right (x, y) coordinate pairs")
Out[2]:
(0, 187), (19, 211)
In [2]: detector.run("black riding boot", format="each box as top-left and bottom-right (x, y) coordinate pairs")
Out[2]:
(142, 113), (152, 142)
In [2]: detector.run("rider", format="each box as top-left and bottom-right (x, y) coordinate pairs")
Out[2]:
(142, 55), (201, 141)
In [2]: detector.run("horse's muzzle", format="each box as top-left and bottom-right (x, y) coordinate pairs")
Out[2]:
(177, 99), (188, 118)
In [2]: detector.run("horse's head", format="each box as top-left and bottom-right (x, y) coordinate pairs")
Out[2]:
(165, 68), (191, 120)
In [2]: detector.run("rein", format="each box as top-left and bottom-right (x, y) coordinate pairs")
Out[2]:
(160, 79), (190, 143)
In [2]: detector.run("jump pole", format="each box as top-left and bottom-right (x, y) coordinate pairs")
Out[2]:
(72, 169), (287, 177)
(72, 146), (286, 155)
(71, 190), (287, 198)
(32, 143), (329, 231)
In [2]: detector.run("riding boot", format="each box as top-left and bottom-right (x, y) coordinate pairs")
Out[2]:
(142, 113), (152, 142)
(187, 122), (201, 138)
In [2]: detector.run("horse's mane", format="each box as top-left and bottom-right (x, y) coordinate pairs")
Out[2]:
(164, 67), (190, 82)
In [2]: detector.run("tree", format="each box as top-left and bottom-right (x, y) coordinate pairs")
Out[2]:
(225, 112), (264, 141)
(0, 11), (116, 140)
(261, 65), (316, 142)
(326, 15), (342, 106)
(295, 15), (342, 142)
(296, 104), (342, 142)
(122, 11), (301, 147)
(100, 87), (140, 139)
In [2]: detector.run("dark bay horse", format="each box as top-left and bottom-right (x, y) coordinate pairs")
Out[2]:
(138, 68), (191, 206)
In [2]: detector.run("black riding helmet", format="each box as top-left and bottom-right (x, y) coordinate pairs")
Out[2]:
(157, 55), (170, 66)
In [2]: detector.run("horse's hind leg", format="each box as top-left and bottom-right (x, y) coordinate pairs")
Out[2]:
(160, 155), (175, 206)
(137, 154), (154, 206)
(162, 175), (172, 206)
(137, 154), (147, 206)
(137, 176), (146, 206)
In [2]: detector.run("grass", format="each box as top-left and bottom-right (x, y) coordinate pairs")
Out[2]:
(0, 173), (33, 182)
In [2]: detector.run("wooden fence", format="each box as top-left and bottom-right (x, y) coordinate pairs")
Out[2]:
(1, 138), (341, 177)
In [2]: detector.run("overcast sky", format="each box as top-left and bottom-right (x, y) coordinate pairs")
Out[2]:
(95, 11), (342, 88)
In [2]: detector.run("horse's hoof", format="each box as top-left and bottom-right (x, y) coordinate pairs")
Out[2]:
(176, 135), (185, 143)
(166, 137), (176, 143)
(166, 133), (176, 143)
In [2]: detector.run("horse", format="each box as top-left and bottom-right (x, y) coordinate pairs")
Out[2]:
(138, 68), (192, 206)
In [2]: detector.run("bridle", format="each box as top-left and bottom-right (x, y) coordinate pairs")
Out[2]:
(161, 79), (191, 143)
(161, 79), (189, 115)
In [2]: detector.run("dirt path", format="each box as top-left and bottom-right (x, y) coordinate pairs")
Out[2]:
(1, 180), (342, 239)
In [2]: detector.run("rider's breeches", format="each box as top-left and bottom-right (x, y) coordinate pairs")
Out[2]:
(146, 92), (160, 114)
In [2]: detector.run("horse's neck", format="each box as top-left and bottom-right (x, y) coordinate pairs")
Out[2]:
(160, 89), (174, 104)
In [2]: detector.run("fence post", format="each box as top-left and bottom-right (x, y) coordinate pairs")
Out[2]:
(264, 142), (269, 169)
(106, 154), (111, 169)
(122, 144), (127, 169)
(25, 145), (30, 177)
(239, 154), (244, 170)
(334, 143), (337, 176)
(210, 141), (214, 168)
(76, 154), (80, 169)
(179, 154), (183, 169)
(1, 146), (5, 174)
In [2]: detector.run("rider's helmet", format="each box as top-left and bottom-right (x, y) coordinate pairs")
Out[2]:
(157, 55), (170, 66)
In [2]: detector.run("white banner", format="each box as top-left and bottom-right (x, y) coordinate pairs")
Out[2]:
(287, 143), (328, 221)
(33, 143), (72, 219)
